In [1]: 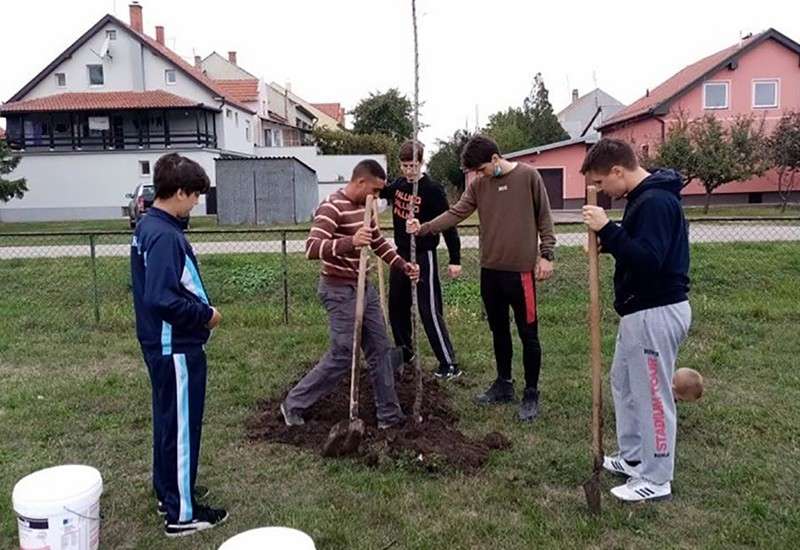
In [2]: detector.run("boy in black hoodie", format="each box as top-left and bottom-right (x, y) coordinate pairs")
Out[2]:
(380, 140), (462, 380)
(581, 138), (691, 503)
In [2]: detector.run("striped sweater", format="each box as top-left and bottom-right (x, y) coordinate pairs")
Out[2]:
(306, 190), (407, 281)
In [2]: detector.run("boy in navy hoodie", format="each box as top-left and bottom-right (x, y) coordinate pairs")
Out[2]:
(581, 138), (691, 503)
(131, 153), (227, 537)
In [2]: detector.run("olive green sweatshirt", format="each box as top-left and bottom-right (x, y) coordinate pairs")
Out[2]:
(419, 163), (556, 272)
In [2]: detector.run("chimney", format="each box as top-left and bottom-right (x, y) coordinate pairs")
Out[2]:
(572, 88), (579, 103)
(129, 2), (143, 33)
(155, 26), (165, 45)
(194, 55), (202, 68)
(228, 51), (237, 65)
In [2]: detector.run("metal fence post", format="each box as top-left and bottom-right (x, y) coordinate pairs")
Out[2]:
(89, 234), (101, 324)
(281, 231), (289, 324)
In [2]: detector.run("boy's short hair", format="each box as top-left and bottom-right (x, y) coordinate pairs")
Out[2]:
(580, 138), (639, 175)
(460, 135), (500, 170)
(399, 140), (425, 162)
(351, 159), (387, 181)
(153, 153), (210, 199)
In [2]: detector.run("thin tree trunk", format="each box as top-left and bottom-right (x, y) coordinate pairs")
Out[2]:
(703, 189), (712, 214)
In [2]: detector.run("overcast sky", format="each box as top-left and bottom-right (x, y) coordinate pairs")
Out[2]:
(3, 0), (800, 150)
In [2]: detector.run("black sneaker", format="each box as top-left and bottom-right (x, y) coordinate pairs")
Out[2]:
(518, 388), (540, 421)
(157, 486), (209, 516)
(164, 504), (228, 538)
(434, 364), (463, 381)
(475, 378), (515, 405)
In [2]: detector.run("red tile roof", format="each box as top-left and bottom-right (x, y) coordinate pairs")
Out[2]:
(0, 91), (204, 113)
(214, 79), (259, 103)
(312, 102), (345, 123)
(115, 17), (256, 114)
(6, 13), (256, 115)
(599, 30), (786, 130)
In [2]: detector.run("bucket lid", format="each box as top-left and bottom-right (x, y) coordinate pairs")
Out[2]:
(218, 527), (316, 550)
(12, 465), (103, 518)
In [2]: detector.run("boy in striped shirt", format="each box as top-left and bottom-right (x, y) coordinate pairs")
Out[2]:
(281, 160), (419, 429)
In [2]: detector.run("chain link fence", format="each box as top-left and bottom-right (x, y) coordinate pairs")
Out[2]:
(1, 218), (798, 331)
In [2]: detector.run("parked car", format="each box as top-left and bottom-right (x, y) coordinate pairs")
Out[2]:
(126, 184), (155, 228)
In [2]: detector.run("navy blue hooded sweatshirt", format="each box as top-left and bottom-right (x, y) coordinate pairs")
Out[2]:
(597, 169), (690, 317)
(131, 207), (213, 354)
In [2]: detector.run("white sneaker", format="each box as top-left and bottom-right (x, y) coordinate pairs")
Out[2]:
(610, 477), (672, 502)
(603, 453), (640, 477)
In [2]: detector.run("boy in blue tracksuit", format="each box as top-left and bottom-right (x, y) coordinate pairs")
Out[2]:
(131, 153), (227, 537)
(581, 138), (691, 503)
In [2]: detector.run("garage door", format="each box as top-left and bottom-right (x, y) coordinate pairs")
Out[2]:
(538, 168), (564, 209)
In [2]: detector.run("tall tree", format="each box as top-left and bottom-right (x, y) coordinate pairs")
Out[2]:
(643, 111), (698, 188)
(768, 111), (800, 211)
(351, 88), (414, 141)
(0, 137), (27, 203)
(522, 72), (569, 146)
(484, 108), (532, 154)
(691, 114), (767, 213)
(428, 129), (472, 193)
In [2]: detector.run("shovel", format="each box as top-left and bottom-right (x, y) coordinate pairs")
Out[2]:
(372, 199), (389, 326)
(582, 185), (605, 514)
(322, 195), (374, 457)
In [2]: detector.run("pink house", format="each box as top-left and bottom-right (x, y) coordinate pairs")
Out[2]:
(598, 28), (800, 205)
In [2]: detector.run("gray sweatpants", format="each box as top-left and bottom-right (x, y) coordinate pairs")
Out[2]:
(611, 301), (692, 484)
(284, 279), (404, 424)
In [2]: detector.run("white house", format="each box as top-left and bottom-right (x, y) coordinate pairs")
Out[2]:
(0, 2), (257, 221)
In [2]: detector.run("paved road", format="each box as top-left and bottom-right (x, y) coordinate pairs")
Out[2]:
(1, 223), (797, 260)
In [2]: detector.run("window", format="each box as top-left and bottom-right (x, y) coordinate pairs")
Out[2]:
(245, 120), (251, 142)
(234, 112), (239, 127)
(88, 64), (104, 86)
(106, 29), (117, 40)
(165, 69), (177, 85)
(262, 100), (267, 114)
(139, 161), (151, 177)
(753, 79), (778, 108)
(55, 73), (67, 87)
(703, 82), (728, 109)
(226, 109), (232, 118)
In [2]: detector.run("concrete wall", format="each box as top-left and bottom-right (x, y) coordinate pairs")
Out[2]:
(0, 149), (217, 221)
(215, 158), (317, 225)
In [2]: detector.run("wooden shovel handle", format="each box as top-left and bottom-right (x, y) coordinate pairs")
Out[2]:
(372, 199), (389, 325)
(587, 186), (604, 469)
(349, 195), (374, 421)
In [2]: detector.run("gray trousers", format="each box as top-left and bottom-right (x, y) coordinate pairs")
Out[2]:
(284, 279), (404, 424)
(611, 301), (692, 484)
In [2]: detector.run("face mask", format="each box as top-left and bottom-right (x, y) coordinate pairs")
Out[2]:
(493, 163), (503, 177)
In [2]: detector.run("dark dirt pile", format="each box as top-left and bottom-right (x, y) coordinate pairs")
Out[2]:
(247, 368), (511, 473)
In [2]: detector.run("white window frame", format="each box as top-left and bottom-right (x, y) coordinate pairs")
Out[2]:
(164, 69), (177, 86)
(55, 72), (67, 88)
(234, 112), (239, 127)
(752, 78), (779, 109)
(703, 81), (729, 110)
(87, 64), (104, 87)
(139, 161), (151, 177)
(106, 29), (117, 40)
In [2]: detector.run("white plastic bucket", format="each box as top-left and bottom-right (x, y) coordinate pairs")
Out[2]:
(12, 465), (103, 550)
(219, 527), (316, 550)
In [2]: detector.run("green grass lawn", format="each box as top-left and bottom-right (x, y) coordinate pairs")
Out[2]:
(1, 243), (799, 548)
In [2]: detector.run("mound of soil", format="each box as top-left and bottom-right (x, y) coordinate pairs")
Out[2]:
(247, 367), (511, 473)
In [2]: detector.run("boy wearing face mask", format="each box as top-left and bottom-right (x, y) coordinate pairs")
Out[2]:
(407, 135), (556, 421)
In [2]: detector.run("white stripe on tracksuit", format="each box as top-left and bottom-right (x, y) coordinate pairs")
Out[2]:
(173, 354), (193, 522)
(426, 251), (452, 366)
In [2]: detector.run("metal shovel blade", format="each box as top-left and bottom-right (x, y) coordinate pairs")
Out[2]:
(322, 418), (366, 457)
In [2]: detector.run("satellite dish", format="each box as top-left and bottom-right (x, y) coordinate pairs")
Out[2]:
(99, 35), (112, 60)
